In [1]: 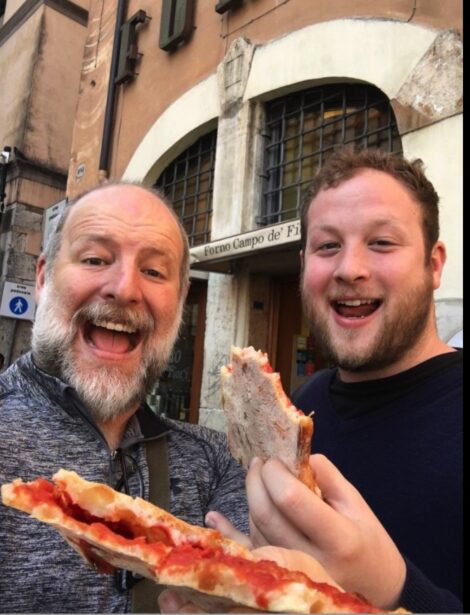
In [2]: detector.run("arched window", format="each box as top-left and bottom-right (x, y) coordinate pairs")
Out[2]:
(260, 83), (402, 226)
(155, 130), (217, 247)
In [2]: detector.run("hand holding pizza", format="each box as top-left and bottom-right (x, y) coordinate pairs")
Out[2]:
(246, 454), (407, 612)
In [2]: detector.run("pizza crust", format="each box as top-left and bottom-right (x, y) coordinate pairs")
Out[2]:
(221, 346), (320, 494)
(1, 470), (408, 614)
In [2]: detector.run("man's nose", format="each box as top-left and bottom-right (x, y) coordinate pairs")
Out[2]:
(101, 262), (143, 304)
(333, 246), (371, 283)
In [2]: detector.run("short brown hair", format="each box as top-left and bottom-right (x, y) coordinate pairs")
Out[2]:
(300, 146), (440, 260)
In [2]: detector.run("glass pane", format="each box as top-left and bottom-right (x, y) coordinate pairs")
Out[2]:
(175, 159), (187, 178)
(301, 154), (319, 183)
(284, 136), (300, 164)
(184, 197), (196, 218)
(285, 115), (301, 138)
(147, 303), (198, 422)
(322, 119), (344, 149)
(282, 159), (299, 187)
(345, 109), (366, 141)
(262, 84), (402, 225)
(155, 130), (217, 247)
(302, 127), (321, 157)
(280, 186), (299, 221)
(303, 109), (321, 134)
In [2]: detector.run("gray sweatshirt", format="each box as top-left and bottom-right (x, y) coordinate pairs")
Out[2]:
(0, 353), (249, 613)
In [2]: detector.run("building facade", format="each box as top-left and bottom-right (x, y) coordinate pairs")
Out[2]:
(0, 0), (88, 364)
(13, 0), (464, 425)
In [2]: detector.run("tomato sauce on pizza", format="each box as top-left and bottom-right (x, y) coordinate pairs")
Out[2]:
(2, 470), (408, 614)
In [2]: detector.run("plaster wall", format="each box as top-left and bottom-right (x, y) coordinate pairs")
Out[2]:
(401, 114), (463, 299)
(2, 0), (27, 23)
(219, 0), (461, 49)
(244, 20), (436, 101)
(0, 10), (42, 149)
(68, 0), (462, 195)
(123, 76), (220, 184)
(0, 0), (88, 366)
(197, 273), (242, 419)
(0, 5), (87, 172)
(23, 6), (86, 171)
(65, 0), (116, 195)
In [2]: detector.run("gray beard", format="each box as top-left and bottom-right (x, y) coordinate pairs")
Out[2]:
(301, 275), (435, 373)
(31, 282), (182, 422)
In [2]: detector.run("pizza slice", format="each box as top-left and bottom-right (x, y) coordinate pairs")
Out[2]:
(221, 346), (320, 494)
(1, 469), (407, 614)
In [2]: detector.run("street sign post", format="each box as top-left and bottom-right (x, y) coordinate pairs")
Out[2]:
(0, 282), (36, 321)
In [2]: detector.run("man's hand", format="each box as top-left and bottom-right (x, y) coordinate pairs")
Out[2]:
(205, 510), (253, 548)
(247, 454), (406, 610)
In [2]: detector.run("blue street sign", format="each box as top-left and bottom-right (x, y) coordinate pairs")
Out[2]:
(9, 296), (28, 315)
(0, 281), (36, 320)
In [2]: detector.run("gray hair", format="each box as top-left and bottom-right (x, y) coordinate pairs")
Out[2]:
(43, 181), (190, 297)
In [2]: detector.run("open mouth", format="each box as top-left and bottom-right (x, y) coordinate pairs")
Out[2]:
(332, 298), (381, 319)
(83, 319), (142, 354)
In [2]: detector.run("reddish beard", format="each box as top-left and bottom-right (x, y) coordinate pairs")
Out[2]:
(301, 274), (435, 372)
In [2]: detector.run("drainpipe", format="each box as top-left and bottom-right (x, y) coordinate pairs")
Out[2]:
(0, 146), (12, 216)
(98, 0), (127, 182)
(1, 146), (13, 368)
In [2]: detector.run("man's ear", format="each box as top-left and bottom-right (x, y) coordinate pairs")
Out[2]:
(430, 241), (447, 291)
(35, 255), (47, 302)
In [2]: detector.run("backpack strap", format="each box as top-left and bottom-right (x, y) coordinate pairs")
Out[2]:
(132, 435), (170, 613)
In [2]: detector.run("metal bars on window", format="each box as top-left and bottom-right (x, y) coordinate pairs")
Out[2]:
(155, 130), (217, 247)
(260, 84), (402, 226)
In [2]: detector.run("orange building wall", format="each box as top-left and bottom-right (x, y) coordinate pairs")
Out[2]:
(67, 0), (462, 197)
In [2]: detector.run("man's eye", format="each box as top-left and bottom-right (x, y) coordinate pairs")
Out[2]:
(371, 239), (395, 248)
(143, 269), (162, 278)
(82, 257), (105, 265)
(318, 242), (340, 252)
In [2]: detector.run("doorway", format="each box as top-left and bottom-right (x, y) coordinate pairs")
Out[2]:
(268, 275), (327, 396)
(147, 280), (207, 423)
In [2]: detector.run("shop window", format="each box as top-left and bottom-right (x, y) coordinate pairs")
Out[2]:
(155, 130), (217, 247)
(260, 84), (402, 226)
(146, 281), (207, 423)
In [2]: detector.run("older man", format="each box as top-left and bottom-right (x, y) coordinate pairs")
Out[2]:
(0, 183), (248, 613)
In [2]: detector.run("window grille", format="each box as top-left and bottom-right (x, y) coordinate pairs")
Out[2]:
(260, 84), (402, 226)
(155, 130), (217, 247)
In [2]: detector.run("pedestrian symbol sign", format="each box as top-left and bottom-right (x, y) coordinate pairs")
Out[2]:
(0, 282), (36, 321)
(10, 296), (28, 315)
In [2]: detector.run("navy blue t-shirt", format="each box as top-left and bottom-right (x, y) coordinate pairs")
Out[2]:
(292, 351), (463, 613)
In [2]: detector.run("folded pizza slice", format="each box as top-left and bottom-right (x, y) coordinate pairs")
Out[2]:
(221, 345), (320, 494)
(1, 469), (406, 614)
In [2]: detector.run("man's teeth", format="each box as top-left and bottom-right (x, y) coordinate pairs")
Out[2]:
(337, 299), (375, 307)
(94, 320), (137, 334)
